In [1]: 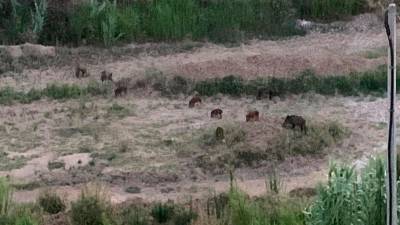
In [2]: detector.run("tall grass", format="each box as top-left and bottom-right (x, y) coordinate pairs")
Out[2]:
(70, 184), (114, 225)
(0, 178), (12, 216)
(227, 184), (306, 225)
(306, 158), (386, 225)
(0, 0), (369, 45)
(294, 0), (366, 21)
(193, 66), (389, 97)
(0, 66), (392, 106)
(31, 0), (47, 35)
(0, 81), (111, 105)
(0, 157), (396, 225)
(0, 178), (39, 225)
(1, 0), (307, 45)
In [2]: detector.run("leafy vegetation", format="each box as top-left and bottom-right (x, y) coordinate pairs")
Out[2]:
(0, 157), (395, 225)
(150, 203), (175, 224)
(306, 158), (386, 225)
(0, 66), (393, 106)
(70, 185), (113, 225)
(0, 0), (371, 45)
(0, 0), (302, 45)
(294, 0), (366, 21)
(194, 66), (389, 97)
(38, 190), (66, 214)
(277, 121), (348, 157)
(0, 81), (111, 105)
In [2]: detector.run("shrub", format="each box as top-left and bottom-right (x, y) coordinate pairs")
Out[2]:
(38, 6), (71, 45)
(278, 121), (347, 156)
(199, 124), (246, 148)
(173, 207), (198, 225)
(168, 75), (191, 95)
(206, 193), (229, 219)
(3, 0), (32, 44)
(70, 185), (113, 225)
(38, 190), (66, 214)
(43, 84), (83, 100)
(150, 203), (175, 223)
(119, 205), (149, 225)
(294, 0), (366, 21)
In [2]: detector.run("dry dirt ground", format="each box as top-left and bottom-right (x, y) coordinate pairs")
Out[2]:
(0, 14), (396, 204)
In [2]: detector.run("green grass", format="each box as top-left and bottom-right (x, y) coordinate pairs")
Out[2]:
(0, 0), (369, 45)
(0, 81), (111, 105)
(70, 184), (113, 225)
(38, 190), (66, 214)
(306, 158), (386, 225)
(0, 178), (12, 216)
(0, 157), (395, 225)
(293, 0), (366, 21)
(0, 152), (28, 171)
(193, 67), (389, 97)
(138, 66), (391, 99)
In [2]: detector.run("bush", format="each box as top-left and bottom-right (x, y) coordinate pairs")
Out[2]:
(2, 0), (33, 44)
(38, 6), (72, 45)
(70, 185), (113, 225)
(277, 121), (347, 156)
(2, 0), (305, 45)
(38, 190), (66, 214)
(294, 0), (366, 21)
(119, 205), (149, 225)
(150, 203), (175, 224)
(168, 76), (191, 95)
(173, 207), (198, 225)
(199, 124), (246, 148)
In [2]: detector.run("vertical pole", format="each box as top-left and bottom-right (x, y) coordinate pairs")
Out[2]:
(387, 4), (397, 225)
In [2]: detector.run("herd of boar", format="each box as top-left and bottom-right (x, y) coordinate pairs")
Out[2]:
(189, 95), (307, 134)
(74, 64), (306, 134)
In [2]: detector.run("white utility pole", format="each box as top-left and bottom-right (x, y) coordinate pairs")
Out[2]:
(386, 4), (397, 225)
